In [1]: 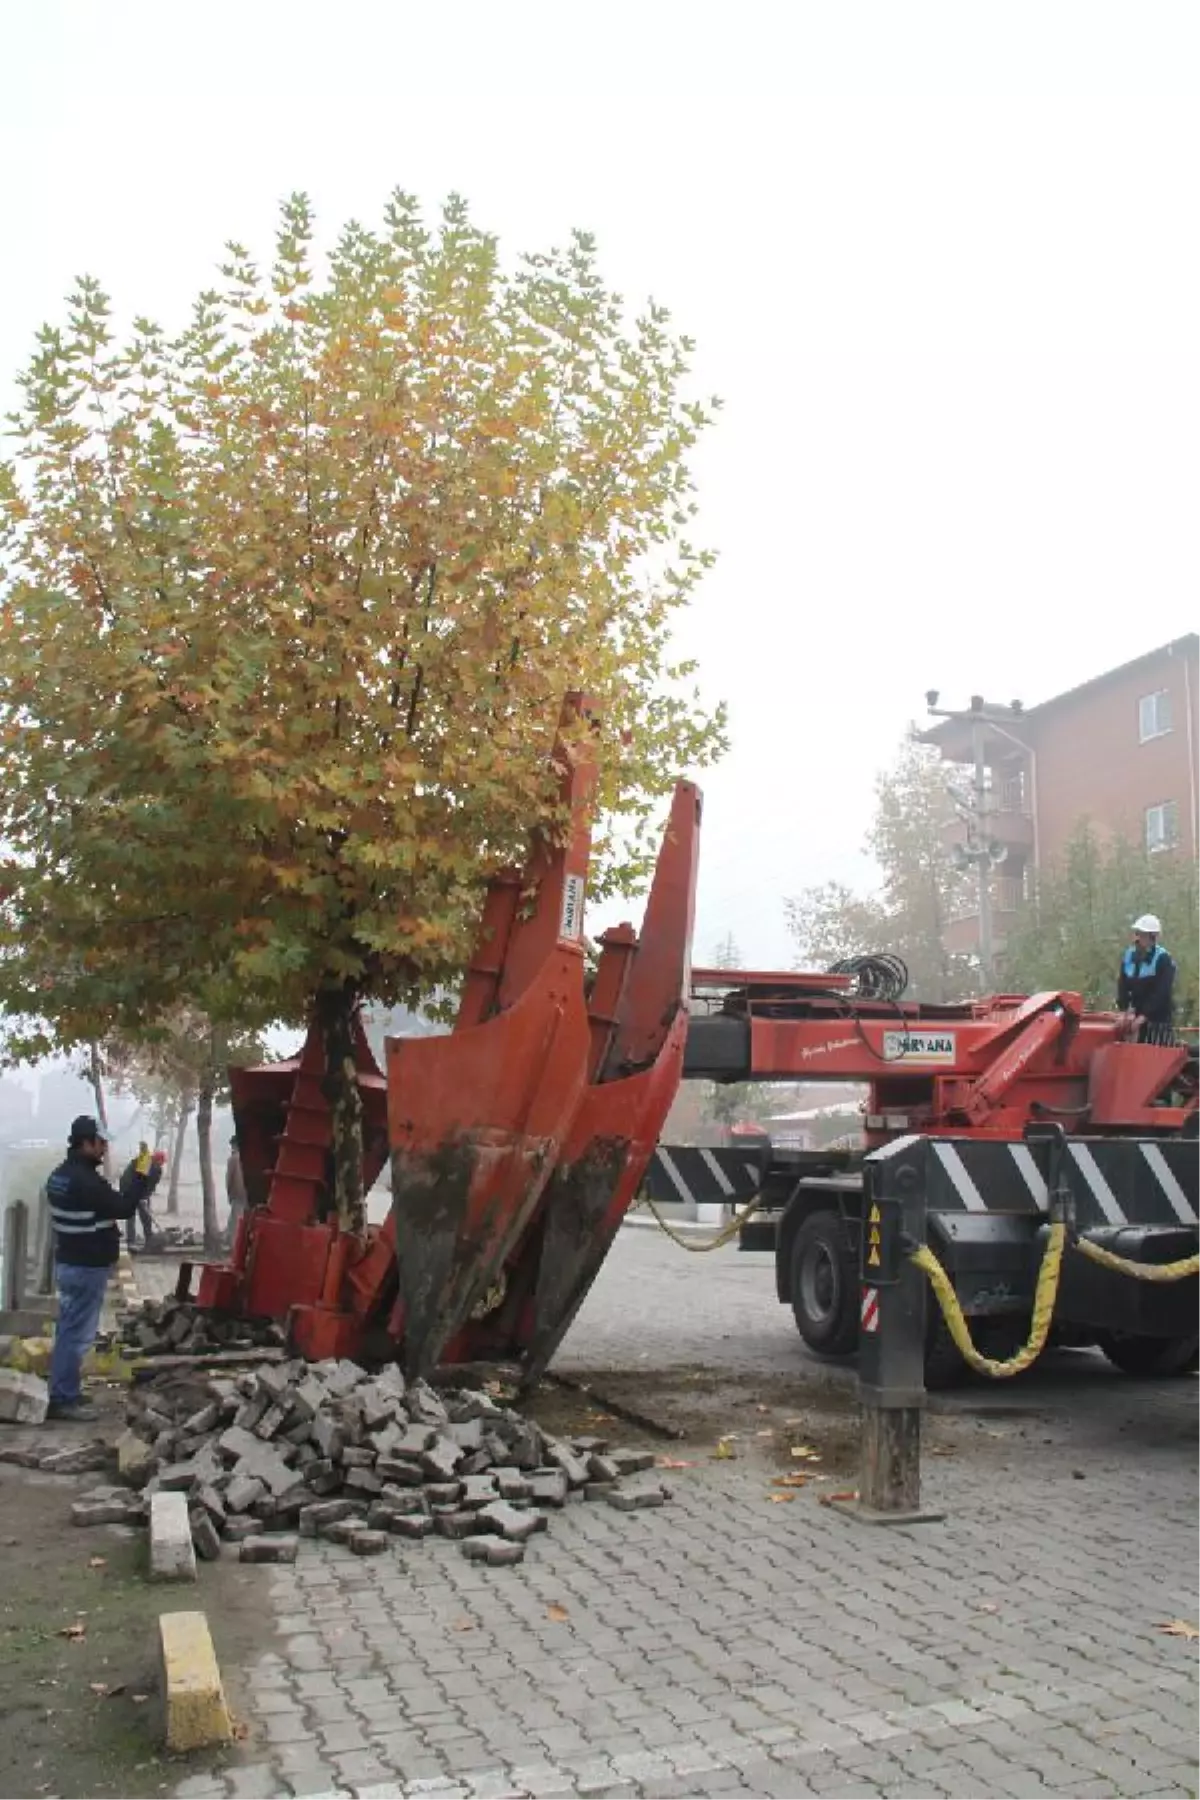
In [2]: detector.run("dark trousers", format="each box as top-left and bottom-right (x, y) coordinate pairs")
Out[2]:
(126, 1198), (154, 1250)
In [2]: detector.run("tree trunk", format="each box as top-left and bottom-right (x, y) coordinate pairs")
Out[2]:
(165, 1092), (192, 1215)
(318, 982), (365, 1232)
(196, 1075), (219, 1255)
(87, 1042), (114, 1180)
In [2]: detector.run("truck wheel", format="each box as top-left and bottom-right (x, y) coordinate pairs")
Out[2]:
(1096, 1331), (1199, 1377)
(790, 1210), (858, 1356)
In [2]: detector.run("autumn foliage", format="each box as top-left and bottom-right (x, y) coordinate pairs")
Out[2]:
(0, 192), (724, 1068)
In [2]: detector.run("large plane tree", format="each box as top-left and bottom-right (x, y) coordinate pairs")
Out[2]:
(0, 191), (725, 1224)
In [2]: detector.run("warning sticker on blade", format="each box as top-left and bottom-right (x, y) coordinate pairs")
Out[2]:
(560, 873), (586, 941)
(881, 1029), (957, 1064)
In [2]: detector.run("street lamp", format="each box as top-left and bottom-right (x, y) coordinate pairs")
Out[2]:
(926, 694), (1026, 987)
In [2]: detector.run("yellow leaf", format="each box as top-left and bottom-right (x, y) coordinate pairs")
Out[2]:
(768, 1492), (795, 1504)
(1156, 1620), (1199, 1641)
(546, 1603), (570, 1624)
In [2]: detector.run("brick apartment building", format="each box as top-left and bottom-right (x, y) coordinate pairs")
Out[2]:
(921, 633), (1199, 958)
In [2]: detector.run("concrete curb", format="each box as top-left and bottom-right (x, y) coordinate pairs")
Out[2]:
(159, 1610), (232, 1751)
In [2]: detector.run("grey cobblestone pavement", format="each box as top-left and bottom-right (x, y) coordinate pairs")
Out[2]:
(147, 1232), (1199, 1800)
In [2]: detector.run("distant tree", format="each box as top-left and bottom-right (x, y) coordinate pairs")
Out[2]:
(701, 931), (781, 1130)
(1000, 825), (1198, 1020)
(711, 931), (742, 971)
(786, 736), (973, 1001)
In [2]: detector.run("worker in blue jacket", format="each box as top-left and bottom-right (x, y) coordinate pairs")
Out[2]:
(45, 1116), (147, 1421)
(1118, 914), (1177, 1042)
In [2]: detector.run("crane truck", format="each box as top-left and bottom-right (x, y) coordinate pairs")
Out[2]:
(191, 700), (1197, 1385)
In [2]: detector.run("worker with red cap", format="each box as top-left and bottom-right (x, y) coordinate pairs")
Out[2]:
(121, 1143), (167, 1253)
(1118, 913), (1177, 1043)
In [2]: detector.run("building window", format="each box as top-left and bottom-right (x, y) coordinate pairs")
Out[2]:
(1145, 800), (1179, 853)
(1138, 690), (1172, 741)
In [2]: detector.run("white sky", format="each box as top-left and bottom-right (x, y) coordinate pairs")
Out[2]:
(2, 0), (1196, 971)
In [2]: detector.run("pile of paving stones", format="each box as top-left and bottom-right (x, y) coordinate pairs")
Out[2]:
(118, 1297), (285, 1358)
(73, 1355), (667, 1568)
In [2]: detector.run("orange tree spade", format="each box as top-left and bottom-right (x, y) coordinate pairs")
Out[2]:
(0, 191), (726, 1228)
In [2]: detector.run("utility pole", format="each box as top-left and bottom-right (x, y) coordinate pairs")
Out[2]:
(924, 691), (1027, 990)
(970, 711), (994, 984)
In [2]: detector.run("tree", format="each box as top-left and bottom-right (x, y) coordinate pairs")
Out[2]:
(700, 932), (787, 1129)
(785, 736), (973, 1001)
(0, 191), (725, 1226)
(109, 1011), (266, 1251)
(1000, 825), (1198, 1020)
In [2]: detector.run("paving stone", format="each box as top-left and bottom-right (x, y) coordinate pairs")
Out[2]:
(422, 1436), (465, 1480)
(475, 1500), (546, 1541)
(388, 1511), (436, 1540)
(115, 1427), (157, 1483)
(190, 1507), (223, 1561)
(341, 1445), (377, 1468)
(448, 1416), (485, 1452)
(543, 1438), (590, 1486)
(240, 1533), (299, 1563)
(310, 1413), (346, 1460)
(587, 1453), (621, 1484)
(435, 1509), (489, 1539)
(222, 1514), (260, 1542)
(350, 1527), (391, 1556)
(460, 1474), (500, 1508)
(324, 1516), (369, 1546)
(379, 1485), (430, 1512)
(346, 1466), (384, 1496)
(0, 1368), (48, 1425)
(377, 1456), (427, 1486)
(609, 1447), (656, 1475)
(527, 1470), (568, 1508)
(424, 1480), (464, 1506)
(252, 1399), (291, 1439)
(494, 1467), (533, 1501)
(606, 1483), (666, 1510)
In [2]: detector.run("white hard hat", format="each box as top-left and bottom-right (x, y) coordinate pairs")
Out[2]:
(1132, 913), (1162, 934)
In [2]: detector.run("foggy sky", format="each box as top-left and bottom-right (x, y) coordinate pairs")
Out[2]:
(2, 1), (1195, 970)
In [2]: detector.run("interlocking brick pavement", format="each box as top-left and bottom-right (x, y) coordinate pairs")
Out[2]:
(165, 1230), (1197, 1798)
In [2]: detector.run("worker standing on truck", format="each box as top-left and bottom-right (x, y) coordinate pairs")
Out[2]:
(1118, 913), (1177, 1042)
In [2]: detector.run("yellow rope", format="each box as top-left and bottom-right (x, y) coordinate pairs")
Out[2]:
(909, 1224), (1065, 1379)
(637, 1189), (768, 1253)
(1071, 1238), (1199, 1282)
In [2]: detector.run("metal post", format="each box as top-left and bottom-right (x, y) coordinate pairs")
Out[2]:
(972, 715), (994, 987)
(32, 1181), (55, 1295)
(832, 1138), (945, 1526)
(2, 1201), (30, 1312)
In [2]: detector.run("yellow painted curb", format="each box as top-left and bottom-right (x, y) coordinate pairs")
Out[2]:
(159, 1610), (232, 1752)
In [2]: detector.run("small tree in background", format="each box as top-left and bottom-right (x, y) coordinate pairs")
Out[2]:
(786, 736), (973, 1001)
(0, 191), (725, 1225)
(1000, 825), (1198, 1019)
